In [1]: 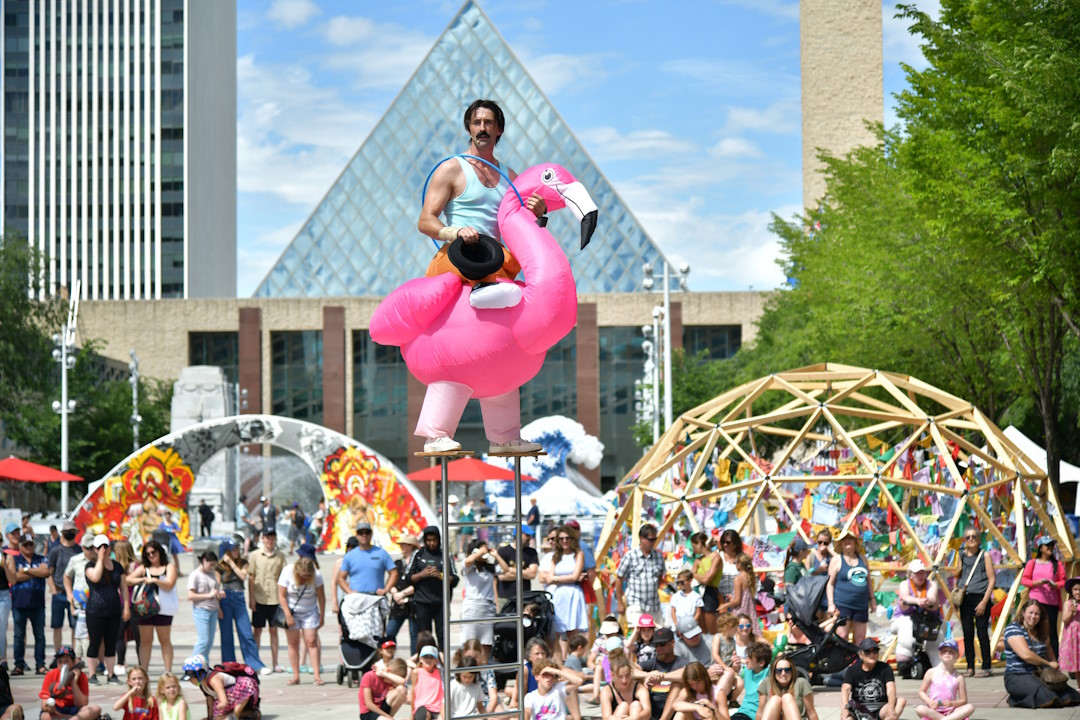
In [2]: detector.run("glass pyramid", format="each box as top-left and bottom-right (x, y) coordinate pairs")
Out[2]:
(253, 0), (668, 298)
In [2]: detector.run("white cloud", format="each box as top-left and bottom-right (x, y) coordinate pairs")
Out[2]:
(661, 58), (798, 101)
(724, 99), (800, 135)
(267, 0), (321, 30)
(237, 221), (305, 297)
(518, 51), (622, 96)
(716, 0), (799, 23)
(710, 137), (762, 159)
(317, 16), (434, 90)
(237, 54), (379, 206)
(882, 0), (941, 71)
(577, 127), (697, 162)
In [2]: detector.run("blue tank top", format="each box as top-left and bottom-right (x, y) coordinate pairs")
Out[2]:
(442, 156), (509, 239)
(834, 554), (870, 609)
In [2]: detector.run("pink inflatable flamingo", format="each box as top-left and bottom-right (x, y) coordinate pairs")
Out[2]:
(369, 163), (598, 453)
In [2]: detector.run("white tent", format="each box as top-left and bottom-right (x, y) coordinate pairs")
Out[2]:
(1003, 426), (1080, 515)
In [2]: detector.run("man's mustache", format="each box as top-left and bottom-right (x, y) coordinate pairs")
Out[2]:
(476, 132), (490, 139)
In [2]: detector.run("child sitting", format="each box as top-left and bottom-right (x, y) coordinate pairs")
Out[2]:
(411, 646), (444, 720)
(627, 614), (657, 667)
(156, 672), (190, 720)
(915, 640), (974, 720)
(672, 661), (724, 720)
(373, 638), (397, 672)
(671, 570), (705, 629)
(113, 666), (157, 720)
(727, 642), (773, 720)
(39, 646), (102, 720)
(524, 659), (583, 720)
(592, 638), (625, 702)
(449, 656), (486, 719)
(360, 658), (409, 720)
(710, 614), (739, 673)
(589, 617), (624, 669)
(563, 635), (589, 679)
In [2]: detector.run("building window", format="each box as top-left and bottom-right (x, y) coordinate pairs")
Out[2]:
(522, 329), (576, 421)
(683, 325), (742, 360)
(598, 326), (647, 488)
(188, 332), (238, 385)
(352, 331), (408, 470)
(271, 331), (323, 424)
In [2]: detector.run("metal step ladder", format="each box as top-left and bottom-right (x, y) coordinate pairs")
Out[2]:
(414, 447), (546, 720)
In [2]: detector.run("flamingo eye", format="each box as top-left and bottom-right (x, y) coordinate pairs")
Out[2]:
(541, 168), (557, 185)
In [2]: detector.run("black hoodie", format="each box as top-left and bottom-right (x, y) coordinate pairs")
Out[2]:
(407, 525), (458, 605)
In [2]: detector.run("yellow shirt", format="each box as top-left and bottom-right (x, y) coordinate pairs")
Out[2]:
(248, 547), (286, 605)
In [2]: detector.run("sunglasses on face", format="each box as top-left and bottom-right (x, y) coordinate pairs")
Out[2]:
(558, 536), (571, 541)
(738, 623), (752, 629)
(775, 667), (793, 675)
(642, 536), (657, 542)
(358, 530), (373, 536)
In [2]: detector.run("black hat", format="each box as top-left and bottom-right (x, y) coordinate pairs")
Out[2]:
(654, 628), (675, 644)
(262, 526), (277, 536)
(447, 235), (505, 281)
(857, 638), (880, 653)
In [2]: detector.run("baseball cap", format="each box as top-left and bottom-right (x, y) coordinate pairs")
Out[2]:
(380, 638), (397, 649)
(599, 620), (621, 635)
(637, 614), (656, 629)
(857, 638), (880, 653)
(938, 639), (959, 652)
(419, 645), (439, 659)
(908, 559), (928, 573)
(677, 617), (702, 639)
(297, 543), (317, 559)
(92, 535), (110, 548)
(81, 532), (95, 548)
(19, 533), (35, 545)
(604, 636), (624, 653)
(262, 526), (277, 536)
(4, 522), (19, 535)
(356, 521), (373, 533)
(565, 519), (581, 530)
(654, 628), (675, 644)
(62, 520), (77, 532)
(260, 496), (267, 502)
(522, 525), (536, 537)
(791, 536), (811, 553)
(219, 538), (238, 555)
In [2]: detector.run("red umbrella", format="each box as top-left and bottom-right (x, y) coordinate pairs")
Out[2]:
(407, 457), (534, 482)
(0, 456), (82, 483)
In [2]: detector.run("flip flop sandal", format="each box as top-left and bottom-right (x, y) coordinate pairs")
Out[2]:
(286, 678), (301, 685)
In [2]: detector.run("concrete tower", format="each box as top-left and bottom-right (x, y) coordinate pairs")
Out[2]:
(800, 0), (884, 208)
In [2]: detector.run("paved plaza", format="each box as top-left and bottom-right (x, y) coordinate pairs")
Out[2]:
(7, 554), (1080, 720)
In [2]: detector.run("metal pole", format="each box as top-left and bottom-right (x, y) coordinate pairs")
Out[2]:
(652, 312), (661, 443)
(129, 349), (140, 452)
(662, 262), (673, 430)
(59, 325), (70, 515)
(440, 457), (452, 710)
(514, 457), (524, 720)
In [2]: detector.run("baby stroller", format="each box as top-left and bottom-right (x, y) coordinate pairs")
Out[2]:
(492, 590), (555, 664)
(783, 575), (859, 685)
(336, 596), (386, 688)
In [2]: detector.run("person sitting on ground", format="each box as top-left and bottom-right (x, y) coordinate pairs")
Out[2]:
(38, 646), (101, 720)
(601, 653), (651, 720)
(359, 658), (409, 720)
(709, 614), (739, 675)
(761, 653), (817, 720)
(915, 640), (974, 720)
(0, 662), (24, 720)
(671, 661), (724, 720)
(1002, 599), (1080, 708)
(628, 614), (658, 668)
(525, 659), (584, 720)
(155, 672), (189, 720)
(112, 666), (157, 720)
(411, 645), (445, 720)
(841, 639), (905, 720)
(727, 642), (772, 720)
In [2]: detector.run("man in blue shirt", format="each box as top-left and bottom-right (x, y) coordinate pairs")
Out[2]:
(335, 522), (398, 597)
(9, 530), (49, 674)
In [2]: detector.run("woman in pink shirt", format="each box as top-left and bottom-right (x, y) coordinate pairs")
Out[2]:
(1021, 536), (1066, 656)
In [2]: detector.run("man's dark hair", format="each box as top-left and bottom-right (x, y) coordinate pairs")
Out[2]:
(464, 99), (505, 145)
(639, 524), (658, 538)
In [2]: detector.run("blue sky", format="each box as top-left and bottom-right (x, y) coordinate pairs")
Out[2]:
(236, 0), (939, 297)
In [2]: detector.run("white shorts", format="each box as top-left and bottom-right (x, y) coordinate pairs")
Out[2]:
(292, 610), (322, 631)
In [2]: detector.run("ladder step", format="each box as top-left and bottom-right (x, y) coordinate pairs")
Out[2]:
(449, 614), (514, 626)
(450, 660), (523, 674)
(447, 519), (520, 529)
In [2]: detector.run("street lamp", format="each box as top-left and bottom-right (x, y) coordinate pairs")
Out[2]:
(642, 261), (690, 435)
(51, 332), (77, 514)
(233, 384), (248, 512)
(129, 350), (142, 452)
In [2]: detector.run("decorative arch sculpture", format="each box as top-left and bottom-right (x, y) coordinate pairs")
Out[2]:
(597, 362), (1078, 651)
(71, 414), (437, 553)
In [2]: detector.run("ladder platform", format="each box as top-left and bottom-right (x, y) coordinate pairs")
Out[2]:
(414, 450), (476, 458)
(488, 450), (548, 457)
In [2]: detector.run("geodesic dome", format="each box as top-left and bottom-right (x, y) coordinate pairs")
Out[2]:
(596, 362), (1076, 649)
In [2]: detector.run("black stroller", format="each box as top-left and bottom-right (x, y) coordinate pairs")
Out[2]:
(783, 575), (859, 685)
(336, 608), (382, 688)
(492, 590), (555, 663)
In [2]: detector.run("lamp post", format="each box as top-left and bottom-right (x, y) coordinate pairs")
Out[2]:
(128, 350), (141, 452)
(638, 324), (657, 444)
(52, 279), (80, 515)
(233, 384), (248, 511)
(642, 262), (690, 435)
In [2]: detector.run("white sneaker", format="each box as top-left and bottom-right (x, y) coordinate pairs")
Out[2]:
(470, 282), (522, 309)
(113, 665), (125, 676)
(424, 436), (462, 453)
(489, 438), (543, 454)
(259, 667), (273, 676)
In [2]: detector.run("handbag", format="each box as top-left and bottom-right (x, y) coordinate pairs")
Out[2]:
(271, 585), (308, 629)
(951, 550), (983, 606)
(1040, 664), (1070, 690)
(131, 582), (160, 619)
